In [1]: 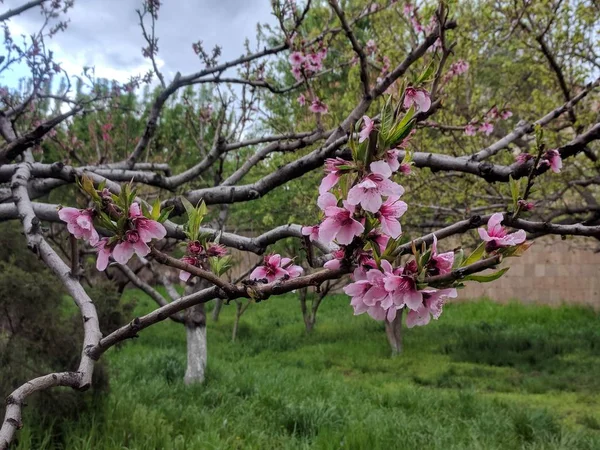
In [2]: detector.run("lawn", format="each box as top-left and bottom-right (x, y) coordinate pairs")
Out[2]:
(16, 292), (600, 449)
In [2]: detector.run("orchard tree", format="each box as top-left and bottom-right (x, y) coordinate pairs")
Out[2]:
(0, 0), (599, 447)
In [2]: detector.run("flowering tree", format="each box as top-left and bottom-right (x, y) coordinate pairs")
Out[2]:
(1, 0), (599, 447)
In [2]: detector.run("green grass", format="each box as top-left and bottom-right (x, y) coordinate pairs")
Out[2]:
(15, 293), (600, 449)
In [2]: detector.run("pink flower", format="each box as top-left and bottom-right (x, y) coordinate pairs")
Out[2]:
(291, 66), (303, 81)
(206, 243), (227, 257)
(515, 153), (534, 164)
(288, 51), (305, 67)
(319, 158), (352, 194)
(319, 201), (364, 245)
(427, 235), (454, 276)
(384, 149), (400, 172)
(347, 161), (404, 213)
(376, 196), (407, 239)
(543, 149), (562, 173)
(369, 230), (389, 253)
(301, 225), (320, 242)
(359, 115), (375, 143)
(464, 124), (476, 136)
(399, 163), (412, 175)
(317, 192), (337, 211)
(250, 254), (288, 282)
(95, 238), (112, 271)
(306, 53), (323, 72)
(297, 93), (306, 106)
(479, 122), (494, 136)
(477, 213), (526, 249)
(501, 110), (513, 120)
(383, 268), (423, 312)
(406, 288), (457, 328)
(309, 98), (328, 114)
(188, 241), (204, 254)
(179, 256), (198, 282)
(365, 39), (377, 55)
(58, 207), (99, 246)
(250, 254), (302, 282)
(450, 60), (469, 76)
(129, 203), (167, 243)
(346, 264), (397, 321)
(517, 200), (535, 211)
(324, 249), (345, 270)
(403, 87), (431, 112)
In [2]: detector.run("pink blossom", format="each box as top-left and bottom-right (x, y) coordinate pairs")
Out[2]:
(113, 230), (150, 264)
(188, 241), (204, 255)
(403, 87), (431, 112)
(369, 230), (389, 253)
(179, 256), (198, 282)
(464, 124), (476, 136)
(206, 243), (227, 257)
(301, 225), (320, 242)
(365, 39), (377, 55)
(346, 264), (397, 321)
(95, 238), (112, 271)
(487, 106), (499, 120)
(399, 163), (412, 175)
(306, 52), (323, 72)
(403, 3), (415, 16)
(250, 254), (288, 282)
(347, 161), (404, 213)
(128, 203), (167, 243)
(501, 110), (513, 120)
(543, 149), (562, 173)
(376, 196), (407, 239)
(384, 149), (400, 172)
(428, 235), (454, 276)
(517, 200), (535, 211)
(319, 201), (364, 245)
(297, 93), (306, 106)
(324, 249), (344, 270)
(383, 268), (422, 311)
(450, 60), (469, 76)
(319, 158), (352, 194)
(291, 66), (303, 81)
(515, 153), (534, 164)
(309, 98), (328, 114)
(359, 115), (375, 143)
(477, 213), (526, 248)
(250, 254), (302, 282)
(288, 51), (305, 67)
(58, 207), (99, 245)
(281, 257), (304, 278)
(479, 122), (494, 136)
(406, 288), (457, 328)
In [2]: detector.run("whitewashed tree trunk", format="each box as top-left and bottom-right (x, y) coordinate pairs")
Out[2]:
(184, 282), (208, 385)
(385, 309), (403, 356)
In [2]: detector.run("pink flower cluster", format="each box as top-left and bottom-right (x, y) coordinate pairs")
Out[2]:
(60, 202), (166, 271)
(344, 240), (456, 325)
(288, 46), (327, 82)
(179, 240), (228, 282)
(464, 106), (512, 136)
(96, 203), (166, 271)
(250, 254), (303, 283)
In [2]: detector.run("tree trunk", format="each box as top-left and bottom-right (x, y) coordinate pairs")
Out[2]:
(184, 282), (208, 385)
(385, 309), (403, 356)
(212, 298), (223, 322)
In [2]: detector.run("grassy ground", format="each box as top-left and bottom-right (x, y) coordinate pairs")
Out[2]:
(16, 292), (600, 449)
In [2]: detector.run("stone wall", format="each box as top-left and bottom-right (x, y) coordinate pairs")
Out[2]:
(461, 237), (600, 307)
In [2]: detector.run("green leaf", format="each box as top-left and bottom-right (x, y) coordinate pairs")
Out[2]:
(386, 108), (415, 147)
(462, 241), (486, 267)
(379, 96), (395, 140)
(452, 248), (464, 269)
(415, 60), (435, 85)
(463, 267), (509, 283)
(180, 197), (196, 218)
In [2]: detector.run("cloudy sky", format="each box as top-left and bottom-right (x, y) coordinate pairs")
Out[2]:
(1, 0), (276, 87)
